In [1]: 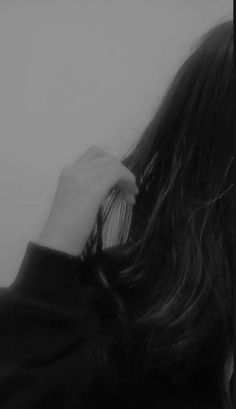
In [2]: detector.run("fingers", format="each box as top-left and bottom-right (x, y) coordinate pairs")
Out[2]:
(104, 161), (139, 204)
(74, 145), (139, 205)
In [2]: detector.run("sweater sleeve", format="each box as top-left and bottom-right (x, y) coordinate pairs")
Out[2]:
(0, 242), (116, 409)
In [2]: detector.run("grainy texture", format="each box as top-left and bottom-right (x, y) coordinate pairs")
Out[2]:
(0, 243), (222, 408)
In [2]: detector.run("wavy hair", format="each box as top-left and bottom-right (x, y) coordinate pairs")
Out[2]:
(82, 21), (234, 408)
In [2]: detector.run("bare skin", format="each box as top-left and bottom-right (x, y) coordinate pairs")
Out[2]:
(38, 146), (139, 256)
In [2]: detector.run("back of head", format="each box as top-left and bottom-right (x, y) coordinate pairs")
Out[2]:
(83, 20), (234, 408)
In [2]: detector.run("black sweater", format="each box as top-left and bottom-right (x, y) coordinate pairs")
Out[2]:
(0, 242), (223, 409)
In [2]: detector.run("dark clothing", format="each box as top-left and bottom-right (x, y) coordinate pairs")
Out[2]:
(0, 242), (222, 408)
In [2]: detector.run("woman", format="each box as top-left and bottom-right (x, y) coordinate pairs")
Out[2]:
(0, 21), (233, 409)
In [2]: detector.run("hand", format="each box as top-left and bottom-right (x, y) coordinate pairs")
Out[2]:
(38, 146), (139, 256)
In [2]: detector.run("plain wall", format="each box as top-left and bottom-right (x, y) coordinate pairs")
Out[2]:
(0, 0), (233, 286)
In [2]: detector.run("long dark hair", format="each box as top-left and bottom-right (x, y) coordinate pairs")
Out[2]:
(82, 21), (233, 407)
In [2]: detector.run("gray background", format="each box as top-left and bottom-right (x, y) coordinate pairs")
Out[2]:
(0, 0), (233, 286)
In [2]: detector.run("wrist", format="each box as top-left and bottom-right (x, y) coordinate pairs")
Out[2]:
(38, 227), (84, 257)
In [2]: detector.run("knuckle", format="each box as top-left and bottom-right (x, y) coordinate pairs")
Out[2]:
(88, 145), (104, 154)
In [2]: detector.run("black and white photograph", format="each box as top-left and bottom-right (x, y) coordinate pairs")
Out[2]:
(0, 1), (234, 408)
